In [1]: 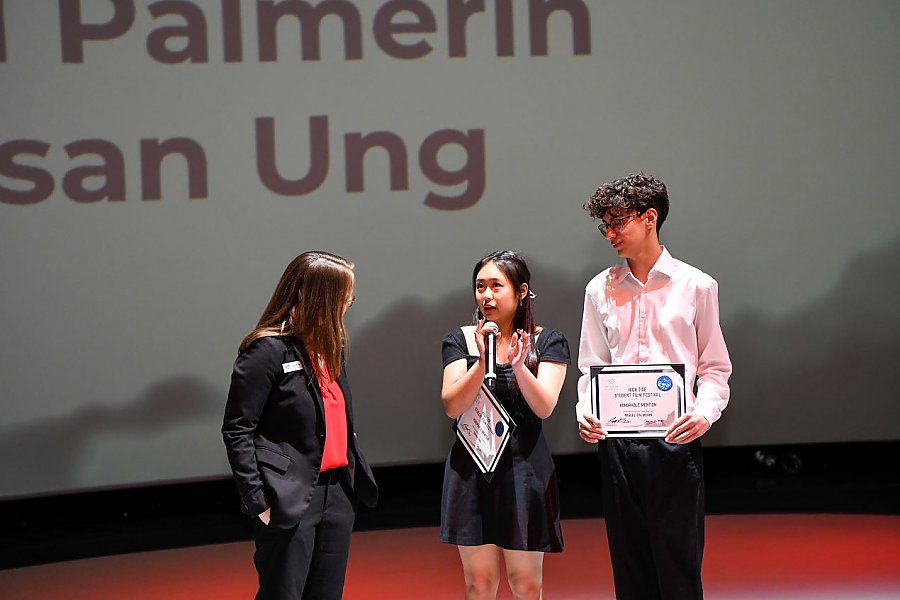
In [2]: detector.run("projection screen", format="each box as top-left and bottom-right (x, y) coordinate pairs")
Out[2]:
(1, 0), (898, 499)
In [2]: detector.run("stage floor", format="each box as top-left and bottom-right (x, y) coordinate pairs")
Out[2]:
(2, 514), (899, 599)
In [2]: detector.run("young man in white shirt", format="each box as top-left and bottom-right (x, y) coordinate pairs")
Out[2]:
(576, 173), (732, 600)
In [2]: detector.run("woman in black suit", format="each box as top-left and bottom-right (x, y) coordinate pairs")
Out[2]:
(223, 251), (377, 600)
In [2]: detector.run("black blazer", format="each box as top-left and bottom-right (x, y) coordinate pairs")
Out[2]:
(222, 336), (378, 529)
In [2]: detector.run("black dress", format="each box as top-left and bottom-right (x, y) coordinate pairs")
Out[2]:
(440, 327), (570, 552)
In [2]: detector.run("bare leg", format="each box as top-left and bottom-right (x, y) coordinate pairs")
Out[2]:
(503, 549), (544, 600)
(458, 545), (501, 600)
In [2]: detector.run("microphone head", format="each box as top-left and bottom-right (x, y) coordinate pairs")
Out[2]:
(483, 321), (499, 334)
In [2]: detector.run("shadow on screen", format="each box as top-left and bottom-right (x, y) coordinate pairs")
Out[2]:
(2, 237), (897, 497)
(0, 376), (219, 498)
(708, 234), (900, 446)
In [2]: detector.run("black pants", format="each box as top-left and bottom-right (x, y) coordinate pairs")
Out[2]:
(252, 468), (357, 600)
(598, 439), (705, 600)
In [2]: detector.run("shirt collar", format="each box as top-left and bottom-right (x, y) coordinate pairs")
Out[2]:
(651, 246), (677, 279)
(612, 246), (676, 284)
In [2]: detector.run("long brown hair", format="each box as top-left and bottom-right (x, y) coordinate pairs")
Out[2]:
(239, 251), (354, 379)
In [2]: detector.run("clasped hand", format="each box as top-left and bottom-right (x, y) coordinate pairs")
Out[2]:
(474, 319), (530, 370)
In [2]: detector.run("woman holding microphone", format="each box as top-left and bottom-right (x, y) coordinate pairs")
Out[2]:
(440, 250), (570, 600)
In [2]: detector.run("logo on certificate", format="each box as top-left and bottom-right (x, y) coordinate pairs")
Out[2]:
(656, 375), (673, 391)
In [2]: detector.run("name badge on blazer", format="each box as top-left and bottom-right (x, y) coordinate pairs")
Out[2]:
(282, 361), (303, 373)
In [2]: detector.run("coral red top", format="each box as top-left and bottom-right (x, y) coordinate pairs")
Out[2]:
(317, 366), (349, 471)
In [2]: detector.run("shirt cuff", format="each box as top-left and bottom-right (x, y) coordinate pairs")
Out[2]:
(692, 400), (721, 429)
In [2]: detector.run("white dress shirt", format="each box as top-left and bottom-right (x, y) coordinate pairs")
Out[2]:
(576, 247), (732, 427)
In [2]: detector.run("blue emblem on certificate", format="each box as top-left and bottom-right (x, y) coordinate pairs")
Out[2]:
(454, 384), (516, 481)
(590, 364), (686, 438)
(657, 375), (673, 391)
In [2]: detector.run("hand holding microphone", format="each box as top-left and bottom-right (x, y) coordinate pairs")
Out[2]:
(482, 320), (499, 389)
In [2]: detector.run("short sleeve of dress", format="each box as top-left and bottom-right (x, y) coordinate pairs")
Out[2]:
(442, 328), (470, 367)
(536, 328), (570, 365)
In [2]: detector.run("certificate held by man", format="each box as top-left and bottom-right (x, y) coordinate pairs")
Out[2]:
(590, 364), (686, 437)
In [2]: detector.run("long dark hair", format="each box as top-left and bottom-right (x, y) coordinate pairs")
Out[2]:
(472, 250), (539, 377)
(239, 251), (354, 379)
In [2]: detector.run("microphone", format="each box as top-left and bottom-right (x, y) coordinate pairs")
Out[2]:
(483, 321), (498, 389)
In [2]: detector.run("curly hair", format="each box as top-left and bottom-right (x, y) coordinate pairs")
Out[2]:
(583, 172), (669, 233)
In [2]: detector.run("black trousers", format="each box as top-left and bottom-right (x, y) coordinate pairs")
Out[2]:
(252, 468), (357, 600)
(598, 438), (705, 600)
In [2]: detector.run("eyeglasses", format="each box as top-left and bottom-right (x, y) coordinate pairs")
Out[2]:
(597, 212), (643, 236)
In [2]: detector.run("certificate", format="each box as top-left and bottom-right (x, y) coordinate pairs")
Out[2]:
(590, 364), (686, 437)
(454, 384), (516, 481)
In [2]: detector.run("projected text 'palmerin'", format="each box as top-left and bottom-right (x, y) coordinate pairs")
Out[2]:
(0, 0), (591, 209)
